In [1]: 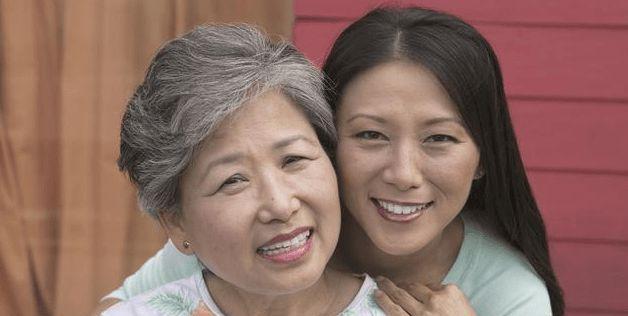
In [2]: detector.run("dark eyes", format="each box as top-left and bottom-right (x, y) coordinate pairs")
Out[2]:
(354, 131), (458, 144)
(220, 174), (248, 189)
(355, 130), (387, 140)
(424, 134), (459, 143)
(282, 155), (310, 168)
(218, 156), (310, 192)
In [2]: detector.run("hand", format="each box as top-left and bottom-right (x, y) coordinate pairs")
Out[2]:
(192, 301), (217, 316)
(374, 276), (476, 316)
(90, 298), (120, 316)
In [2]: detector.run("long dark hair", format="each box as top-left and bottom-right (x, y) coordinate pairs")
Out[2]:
(323, 6), (564, 315)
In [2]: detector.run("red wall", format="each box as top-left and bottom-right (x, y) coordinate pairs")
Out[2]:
(292, 1), (628, 315)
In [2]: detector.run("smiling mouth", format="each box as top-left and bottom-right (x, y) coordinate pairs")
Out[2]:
(372, 198), (433, 222)
(256, 229), (314, 263)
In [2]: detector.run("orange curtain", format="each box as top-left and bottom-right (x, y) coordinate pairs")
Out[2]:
(0, 1), (293, 315)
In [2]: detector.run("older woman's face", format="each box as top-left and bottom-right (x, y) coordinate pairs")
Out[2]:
(169, 90), (340, 295)
(335, 60), (481, 255)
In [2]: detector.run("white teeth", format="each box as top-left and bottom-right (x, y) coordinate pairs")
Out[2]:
(377, 200), (431, 215)
(259, 230), (311, 255)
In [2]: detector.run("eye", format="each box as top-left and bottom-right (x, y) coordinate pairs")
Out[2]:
(424, 134), (459, 143)
(282, 155), (310, 168)
(219, 174), (248, 190)
(355, 130), (387, 141)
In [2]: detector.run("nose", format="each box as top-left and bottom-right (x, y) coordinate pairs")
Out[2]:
(381, 141), (424, 191)
(256, 170), (301, 223)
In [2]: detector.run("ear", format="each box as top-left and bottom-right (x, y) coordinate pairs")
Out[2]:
(158, 210), (194, 255)
(473, 166), (485, 180)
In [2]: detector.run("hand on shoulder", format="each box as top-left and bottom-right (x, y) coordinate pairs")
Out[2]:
(374, 276), (476, 316)
(90, 298), (120, 316)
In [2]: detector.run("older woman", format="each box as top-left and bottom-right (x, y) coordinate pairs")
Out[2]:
(102, 25), (384, 315)
(100, 6), (564, 316)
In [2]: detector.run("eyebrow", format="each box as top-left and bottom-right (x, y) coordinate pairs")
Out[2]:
(423, 117), (464, 127)
(272, 134), (317, 150)
(345, 113), (463, 127)
(202, 153), (244, 180)
(346, 114), (387, 124)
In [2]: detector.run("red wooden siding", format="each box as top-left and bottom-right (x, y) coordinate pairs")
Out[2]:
(293, 1), (628, 315)
(511, 100), (628, 173)
(296, 0), (628, 26)
(293, 21), (348, 66)
(569, 312), (628, 316)
(551, 242), (628, 312)
(529, 171), (628, 242)
(477, 25), (628, 101)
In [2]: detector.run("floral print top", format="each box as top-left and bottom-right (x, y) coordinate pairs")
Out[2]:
(102, 271), (384, 316)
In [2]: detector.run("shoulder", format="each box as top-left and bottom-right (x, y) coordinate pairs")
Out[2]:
(102, 274), (205, 316)
(447, 218), (552, 315)
(340, 275), (386, 316)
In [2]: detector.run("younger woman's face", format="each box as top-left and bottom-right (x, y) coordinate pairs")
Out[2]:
(166, 90), (341, 295)
(336, 60), (481, 255)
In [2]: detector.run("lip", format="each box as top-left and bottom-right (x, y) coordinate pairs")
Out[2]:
(258, 235), (313, 264)
(259, 226), (312, 248)
(374, 198), (430, 206)
(371, 198), (432, 223)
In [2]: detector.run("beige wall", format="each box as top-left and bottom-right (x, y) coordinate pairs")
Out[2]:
(0, 1), (293, 315)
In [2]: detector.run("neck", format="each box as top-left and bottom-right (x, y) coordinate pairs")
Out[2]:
(337, 213), (464, 285)
(206, 268), (357, 316)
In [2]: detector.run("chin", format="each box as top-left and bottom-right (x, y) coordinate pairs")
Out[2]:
(372, 232), (431, 256)
(377, 242), (423, 256)
(257, 267), (325, 295)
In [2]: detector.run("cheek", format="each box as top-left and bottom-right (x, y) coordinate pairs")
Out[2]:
(301, 160), (341, 220)
(295, 158), (339, 198)
(185, 203), (253, 254)
(428, 152), (479, 197)
(335, 142), (355, 178)
(188, 214), (255, 278)
(336, 143), (390, 218)
(336, 143), (381, 188)
(336, 159), (364, 205)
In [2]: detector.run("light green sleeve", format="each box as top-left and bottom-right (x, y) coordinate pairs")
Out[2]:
(444, 216), (553, 316)
(467, 266), (552, 316)
(104, 239), (202, 300)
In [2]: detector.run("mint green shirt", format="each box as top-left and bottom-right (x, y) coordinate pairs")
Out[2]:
(443, 217), (552, 315)
(107, 216), (552, 315)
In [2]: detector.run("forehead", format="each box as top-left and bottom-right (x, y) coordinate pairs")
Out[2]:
(339, 60), (459, 118)
(199, 90), (317, 152)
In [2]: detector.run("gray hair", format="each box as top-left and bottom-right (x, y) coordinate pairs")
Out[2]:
(118, 24), (336, 218)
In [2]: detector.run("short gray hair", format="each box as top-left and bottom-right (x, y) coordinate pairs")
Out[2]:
(118, 24), (336, 218)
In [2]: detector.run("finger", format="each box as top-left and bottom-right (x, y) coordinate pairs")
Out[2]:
(426, 282), (445, 291)
(375, 277), (424, 314)
(422, 284), (477, 316)
(401, 282), (434, 304)
(374, 289), (410, 316)
(438, 283), (467, 300)
(193, 301), (217, 316)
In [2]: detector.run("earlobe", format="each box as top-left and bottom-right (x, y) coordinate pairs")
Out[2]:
(473, 167), (485, 180)
(158, 210), (194, 255)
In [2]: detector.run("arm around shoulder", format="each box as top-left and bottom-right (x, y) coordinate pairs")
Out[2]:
(90, 298), (120, 316)
(101, 239), (200, 300)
